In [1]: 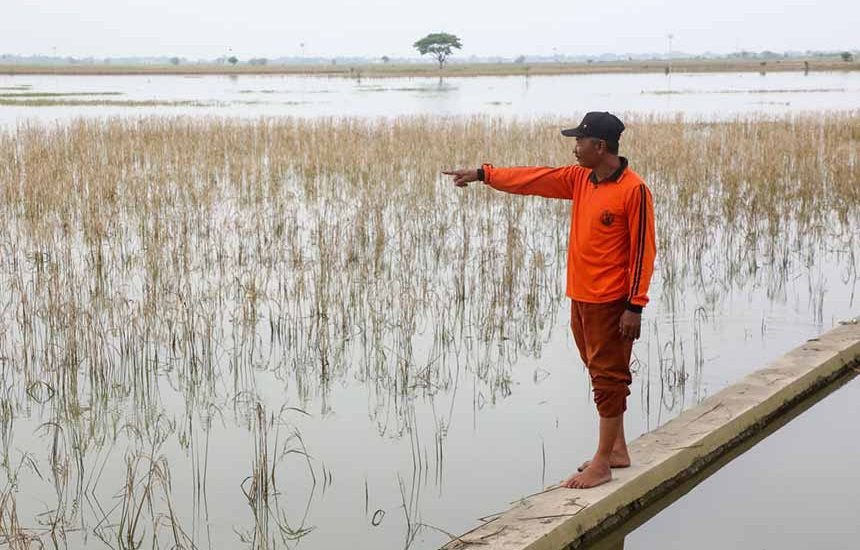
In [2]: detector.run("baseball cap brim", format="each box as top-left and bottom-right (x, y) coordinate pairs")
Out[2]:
(560, 127), (587, 137)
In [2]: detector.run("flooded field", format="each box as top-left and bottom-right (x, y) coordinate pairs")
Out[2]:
(1, 70), (860, 124)
(0, 72), (858, 550)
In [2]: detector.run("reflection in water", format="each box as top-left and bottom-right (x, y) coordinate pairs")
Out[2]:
(0, 114), (856, 548)
(239, 404), (319, 548)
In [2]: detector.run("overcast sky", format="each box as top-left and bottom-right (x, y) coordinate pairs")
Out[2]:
(4, 0), (858, 59)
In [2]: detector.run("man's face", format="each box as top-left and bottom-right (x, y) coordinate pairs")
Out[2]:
(574, 137), (604, 168)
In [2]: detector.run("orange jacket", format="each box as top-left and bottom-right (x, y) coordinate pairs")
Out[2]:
(482, 159), (655, 310)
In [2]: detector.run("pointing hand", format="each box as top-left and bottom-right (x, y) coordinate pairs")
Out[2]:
(442, 169), (480, 187)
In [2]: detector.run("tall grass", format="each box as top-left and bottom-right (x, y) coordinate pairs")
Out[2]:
(0, 114), (857, 548)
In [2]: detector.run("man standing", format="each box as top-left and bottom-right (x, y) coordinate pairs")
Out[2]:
(443, 112), (656, 489)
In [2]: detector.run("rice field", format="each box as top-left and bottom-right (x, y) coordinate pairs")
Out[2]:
(0, 114), (857, 549)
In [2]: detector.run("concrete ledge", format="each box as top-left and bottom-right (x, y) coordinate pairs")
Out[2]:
(441, 318), (860, 550)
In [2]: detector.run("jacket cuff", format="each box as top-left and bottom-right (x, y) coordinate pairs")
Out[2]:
(625, 302), (643, 313)
(479, 163), (494, 184)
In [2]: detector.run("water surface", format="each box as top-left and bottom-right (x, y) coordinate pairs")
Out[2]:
(0, 72), (858, 550)
(1, 70), (859, 126)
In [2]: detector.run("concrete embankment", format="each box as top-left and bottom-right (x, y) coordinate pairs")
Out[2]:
(442, 318), (860, 550)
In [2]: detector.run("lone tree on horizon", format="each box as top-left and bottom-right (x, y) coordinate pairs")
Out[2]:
(413, 33), (462, 69)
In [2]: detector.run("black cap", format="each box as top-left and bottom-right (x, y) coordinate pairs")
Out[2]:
(561, 112), (625, 142)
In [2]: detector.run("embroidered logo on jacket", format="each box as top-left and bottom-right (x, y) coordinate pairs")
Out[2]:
(600, 210), (615, 226)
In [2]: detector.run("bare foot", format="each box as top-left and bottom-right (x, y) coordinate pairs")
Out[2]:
(577, 450), (631, 472)
(562, 461), (612, 489)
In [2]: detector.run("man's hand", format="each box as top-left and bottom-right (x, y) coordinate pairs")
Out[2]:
(619, 310), (641, 340)
(442, 168), (480, 187)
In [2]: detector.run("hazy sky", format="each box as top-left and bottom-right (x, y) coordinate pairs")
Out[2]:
(4, 0), (858, 59)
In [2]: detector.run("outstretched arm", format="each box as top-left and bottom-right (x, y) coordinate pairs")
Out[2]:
(443, 164), (580, 200)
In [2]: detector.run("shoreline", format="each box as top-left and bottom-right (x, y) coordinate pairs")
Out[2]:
(2, 58), (859, 78)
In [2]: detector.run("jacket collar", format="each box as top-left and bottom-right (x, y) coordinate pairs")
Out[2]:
(588, 156), (628, 185)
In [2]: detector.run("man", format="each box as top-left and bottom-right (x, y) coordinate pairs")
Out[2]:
(443, 112), (655, 489)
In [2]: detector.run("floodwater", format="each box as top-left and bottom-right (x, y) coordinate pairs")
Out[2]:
(1, 70), (860, 126)
(621, 374), (860, 550)
(0, 71), (859, 550)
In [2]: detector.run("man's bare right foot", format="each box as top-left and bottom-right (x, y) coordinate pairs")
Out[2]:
(562, 460), (612, 489)
(577, 451), (630, 472)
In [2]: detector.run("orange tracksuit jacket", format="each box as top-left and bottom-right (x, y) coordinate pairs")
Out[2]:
(482, 158), (656, 311)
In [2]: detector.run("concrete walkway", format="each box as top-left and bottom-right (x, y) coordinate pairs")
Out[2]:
(441, 318), (860, 550)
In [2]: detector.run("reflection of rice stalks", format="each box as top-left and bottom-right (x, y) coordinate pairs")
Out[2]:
(0, 455), (41, 550)
(117, 456), (193, 548)
(397, 472), (422, 549)
(93, 451), (196, 550)
(239, 403), (317, 549)
(0, 492), (36, 550)
(692, 306), (708, 389)
(654, 320), (688, 392)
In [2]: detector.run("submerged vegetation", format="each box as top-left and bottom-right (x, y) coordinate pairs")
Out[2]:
(0, 114), (857, 548)
(0, 97), (213, 107)
(0, 91), (124, 98)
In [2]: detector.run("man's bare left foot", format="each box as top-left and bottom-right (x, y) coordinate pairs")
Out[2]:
(577, 450), (630, 472)
(561, 461), (611, 489)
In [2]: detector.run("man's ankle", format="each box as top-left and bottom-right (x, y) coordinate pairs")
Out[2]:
(591, 454), (612, 468)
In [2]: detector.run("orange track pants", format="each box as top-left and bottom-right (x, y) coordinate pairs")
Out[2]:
(570, 299), (633, 418)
